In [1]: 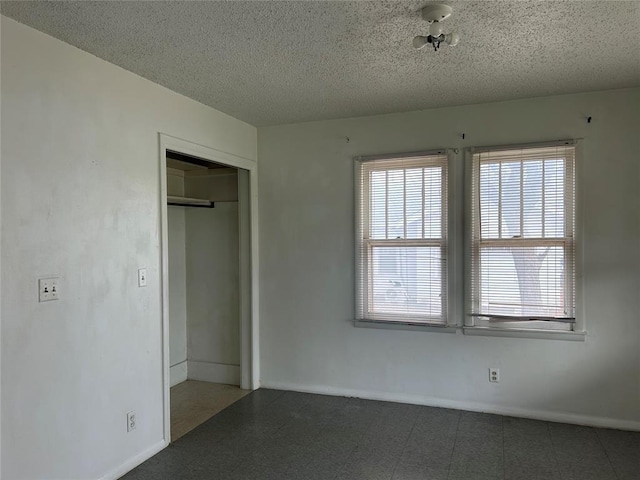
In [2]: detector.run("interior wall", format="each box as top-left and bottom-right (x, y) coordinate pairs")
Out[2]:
(168, 206), (188, 387)
(1, 16), (256, 480)
(185, 173), (241, 385)
(0, 14), (3, 476)
(186, 170), (239, 202)
(167, 171), (188, 387)
(258, 87), (640, 429)
(167, 172), (188, 387)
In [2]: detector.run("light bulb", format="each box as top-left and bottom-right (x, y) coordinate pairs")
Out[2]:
(444, 32), (460, 46)
(428, 21), (444, 37)
(413, 35), (429, 50)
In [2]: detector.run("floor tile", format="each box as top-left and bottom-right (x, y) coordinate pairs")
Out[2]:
(170, 380), (250, 441)
(391, 462), (450, 480)
(503, 416), (553, 438)
(337, 447), (400, 480)
(549, 423), (617, 480)
(121, 448), (229, 480)
(399, 407), (459, 468)
(448, 434), (504, 478)
(447, 471), (503, 480)
(504, 435), (560, 480)
(122, 389), (639, 480)
(597, 428), (640, 480)
(281, 434), (355, 480)
(457, 411), (503, 438)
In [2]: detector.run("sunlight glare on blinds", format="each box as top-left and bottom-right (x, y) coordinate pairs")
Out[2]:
(470, 144), (575, 329)
(357, 153), (447, 324)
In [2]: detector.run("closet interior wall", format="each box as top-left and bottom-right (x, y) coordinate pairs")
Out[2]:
(167, 166), (240, 387)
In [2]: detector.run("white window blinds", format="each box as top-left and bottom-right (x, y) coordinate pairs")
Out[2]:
(469, 143), (576, 331)
(356, 153), (448, 324)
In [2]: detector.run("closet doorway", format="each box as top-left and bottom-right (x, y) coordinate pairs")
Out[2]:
(159, 134), (258, 443)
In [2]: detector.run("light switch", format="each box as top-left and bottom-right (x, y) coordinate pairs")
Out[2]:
(138, 268), (147, 287)
(39, 277), (60, 302)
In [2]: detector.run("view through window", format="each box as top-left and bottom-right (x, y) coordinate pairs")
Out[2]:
(357, 153), (448, 324)
(470, 144), (576, 331)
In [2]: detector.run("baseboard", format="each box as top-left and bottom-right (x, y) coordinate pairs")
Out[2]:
(98, 438), (167, 480)
(187, 360), (240, 385)
(261, 380), (640, 432)
(170, 361), (188, 387)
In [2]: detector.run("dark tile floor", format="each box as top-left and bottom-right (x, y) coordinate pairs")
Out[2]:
(122, 389), (640, 480)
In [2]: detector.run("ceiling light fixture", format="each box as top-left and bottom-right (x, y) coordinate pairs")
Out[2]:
(413, 4), (460, 52)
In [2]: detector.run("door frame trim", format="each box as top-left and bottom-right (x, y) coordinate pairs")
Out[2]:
(158, 133), (260, 444)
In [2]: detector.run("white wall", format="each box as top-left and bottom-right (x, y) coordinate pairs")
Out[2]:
(168, 206), (187, 387)
(185, 193), (241, 385)
(1, 16), (256, 480)
(0, 14), (3, 477)
(186, 170), (239, 202)
(167, 171), (241, 387)
(258, 88), (640, 430)
(167, 172), (188, 387)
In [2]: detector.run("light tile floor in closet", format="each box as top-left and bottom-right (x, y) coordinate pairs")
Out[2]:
(170, 380), (250, 442)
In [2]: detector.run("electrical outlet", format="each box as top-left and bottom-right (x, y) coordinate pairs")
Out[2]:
(38, 277), (60, 302)
(138, 268), (147, 287)
(489, 368), (500, 383)
(126, 411), (136, 432)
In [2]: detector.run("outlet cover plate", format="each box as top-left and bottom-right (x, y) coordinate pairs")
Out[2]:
(127, 411), (136, 432)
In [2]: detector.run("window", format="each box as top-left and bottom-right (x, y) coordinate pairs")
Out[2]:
(356, 152), (448, 325)
(468, 143), (576, 331)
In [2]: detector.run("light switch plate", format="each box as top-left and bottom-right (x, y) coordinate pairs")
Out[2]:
(138, 268), (147, 287)
(39, 277), (60, 302)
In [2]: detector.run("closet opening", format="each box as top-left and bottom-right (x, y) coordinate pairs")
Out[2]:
(160, 138), (256, 442)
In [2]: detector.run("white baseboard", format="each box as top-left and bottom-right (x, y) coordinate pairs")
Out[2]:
(261, 380), (640, 432)
(170, 361), (188, 387)
(98, 438), (167, 480)
(187, 361), (240, 385)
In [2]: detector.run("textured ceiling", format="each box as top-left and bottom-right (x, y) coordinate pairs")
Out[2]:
(2, 1), (639, 126)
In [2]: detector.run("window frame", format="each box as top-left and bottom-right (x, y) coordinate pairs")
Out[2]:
(353, 140), (584, 340)
(464, 140), (585, 339)
(355, 150), (452, 327)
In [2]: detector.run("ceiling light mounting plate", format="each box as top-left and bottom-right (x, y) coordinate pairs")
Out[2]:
(421, 4), (453, 23)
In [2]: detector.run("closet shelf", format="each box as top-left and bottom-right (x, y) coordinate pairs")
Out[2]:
(167, 195), (215, 208)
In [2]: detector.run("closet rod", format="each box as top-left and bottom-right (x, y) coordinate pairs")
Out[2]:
(167, 202), (215, 208)
(167, 195), (215, 208)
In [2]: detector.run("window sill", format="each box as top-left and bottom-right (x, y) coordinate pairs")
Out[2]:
(354, 319), (459, 334)
(462, 326), (586, 341)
